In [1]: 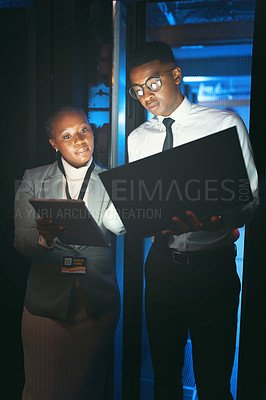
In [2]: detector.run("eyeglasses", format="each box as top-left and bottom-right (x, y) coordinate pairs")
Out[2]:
(128, 67), (176, 100)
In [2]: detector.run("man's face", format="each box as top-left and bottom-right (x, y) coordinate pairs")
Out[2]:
(129, 59), (183, 116)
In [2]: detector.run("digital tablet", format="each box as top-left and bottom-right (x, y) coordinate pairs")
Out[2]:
(29, 198), (109, 247)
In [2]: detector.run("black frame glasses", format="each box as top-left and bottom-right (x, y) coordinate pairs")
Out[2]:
(128, 67), (176, 100)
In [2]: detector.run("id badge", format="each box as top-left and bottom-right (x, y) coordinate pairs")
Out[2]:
(62, 256), (86, 274)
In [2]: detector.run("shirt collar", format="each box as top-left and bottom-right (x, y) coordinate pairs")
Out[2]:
(158, 96), (192, 130)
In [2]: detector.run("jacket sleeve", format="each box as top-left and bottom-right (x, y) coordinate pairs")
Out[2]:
(14, 169), (48, 257)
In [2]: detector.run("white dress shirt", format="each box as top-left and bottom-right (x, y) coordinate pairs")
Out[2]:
(128, 96), (259, 252)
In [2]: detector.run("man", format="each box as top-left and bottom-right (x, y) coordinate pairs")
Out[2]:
(127, 41), (259, 400)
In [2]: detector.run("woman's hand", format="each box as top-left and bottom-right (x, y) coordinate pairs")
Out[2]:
(36, 218), (66, 247)
(161, 211), (223, 235)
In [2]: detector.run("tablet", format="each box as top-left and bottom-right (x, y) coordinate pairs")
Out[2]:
(29, 198), (109, 247)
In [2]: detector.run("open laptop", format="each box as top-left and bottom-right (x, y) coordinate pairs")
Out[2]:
(99, 126), (253, 237)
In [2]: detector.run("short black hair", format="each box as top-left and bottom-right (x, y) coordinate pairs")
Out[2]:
(45, 105), (87, 139)
(128, 41), (175, 71)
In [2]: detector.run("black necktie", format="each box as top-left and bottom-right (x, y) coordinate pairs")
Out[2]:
(154, 117), (175, 253)
(162, 117), (174, 151)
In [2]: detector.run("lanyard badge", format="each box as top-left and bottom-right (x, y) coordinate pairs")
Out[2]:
(58, 157), (93, 274)
(57, 156), (95, 200)
(62, 256), (86, 274)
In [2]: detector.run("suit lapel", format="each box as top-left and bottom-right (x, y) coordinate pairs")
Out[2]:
(40, 161), (63, 199)
(86, 166), (107, 225)
(41, 162), (75, 249)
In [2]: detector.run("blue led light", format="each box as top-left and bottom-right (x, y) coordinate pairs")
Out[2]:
(0, 0), (34, 8)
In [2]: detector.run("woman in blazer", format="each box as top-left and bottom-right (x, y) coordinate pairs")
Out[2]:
(14, 106), (125, 400)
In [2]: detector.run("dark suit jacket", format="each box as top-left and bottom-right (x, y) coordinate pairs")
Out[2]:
(14, 161), (120, 321)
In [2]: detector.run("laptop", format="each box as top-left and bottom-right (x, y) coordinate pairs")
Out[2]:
(99, 126), (253, 237)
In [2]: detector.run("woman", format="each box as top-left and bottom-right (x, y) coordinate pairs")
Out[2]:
(14, 106), (125, 399)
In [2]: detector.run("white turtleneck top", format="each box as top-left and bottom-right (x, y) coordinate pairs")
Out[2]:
(61, 157), (92, 202)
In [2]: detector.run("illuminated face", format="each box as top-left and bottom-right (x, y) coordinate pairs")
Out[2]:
(129, 59), (183, 116)
(49, 110), (94, 168)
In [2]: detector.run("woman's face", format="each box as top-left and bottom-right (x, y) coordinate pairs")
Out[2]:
(49, 110), (94, 168)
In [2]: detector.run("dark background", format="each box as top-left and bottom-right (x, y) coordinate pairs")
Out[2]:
(0, 0), (94, 396)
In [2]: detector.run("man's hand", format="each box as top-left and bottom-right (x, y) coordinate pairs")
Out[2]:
(36, 218), (66, 247)
(161, 211), (223, 235)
